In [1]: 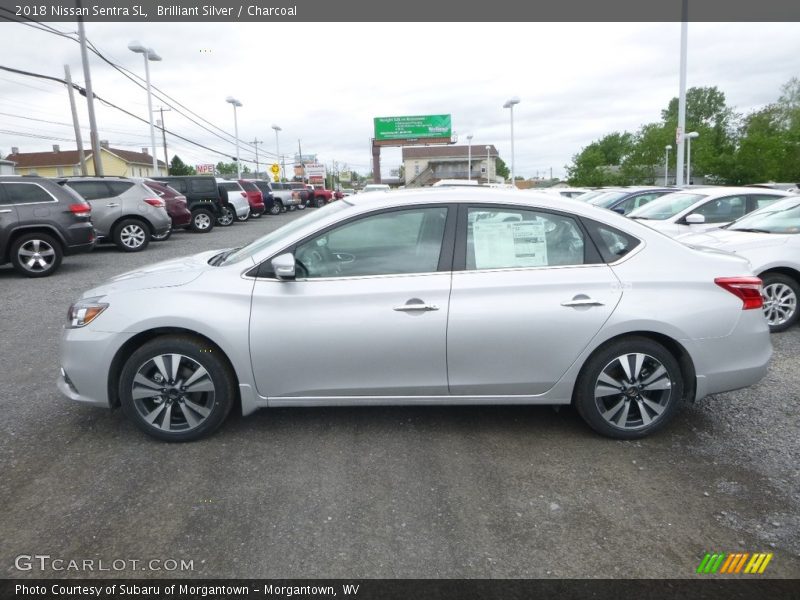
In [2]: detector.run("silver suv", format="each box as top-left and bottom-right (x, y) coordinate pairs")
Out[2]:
(62, 178), (171, 252)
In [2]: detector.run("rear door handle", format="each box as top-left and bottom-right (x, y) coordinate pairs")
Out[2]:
(561, 298), (604, 307)
(393, 303), (439, 312)
(106, 203), (120, 207)
(0, 209), (12, 214)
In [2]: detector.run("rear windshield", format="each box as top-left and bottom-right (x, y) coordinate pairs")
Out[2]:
(628, 192), (708, 220)
(240, 181), (258, 192)
(189, 178), (217, 193)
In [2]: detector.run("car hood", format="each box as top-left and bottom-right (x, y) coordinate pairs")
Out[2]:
(82, 249), (229, 297)
(677, 229), (789, 252)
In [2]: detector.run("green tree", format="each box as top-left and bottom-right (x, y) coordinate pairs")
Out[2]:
(169, 155), (195, 175)
(495, 157), (510, 180)
(566, 132), (633, 186)
(215, 161), (238, 176)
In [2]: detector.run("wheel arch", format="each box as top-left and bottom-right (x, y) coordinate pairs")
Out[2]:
(758, 266), (800, 286)
(5, 225), (67, 262)
(107, 327), (240, 410)
(111, 214), (153, 236)
(573, 330), (697, 404)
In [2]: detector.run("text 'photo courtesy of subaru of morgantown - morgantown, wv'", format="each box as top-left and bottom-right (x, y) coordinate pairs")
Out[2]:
(58, 188), (773, 442)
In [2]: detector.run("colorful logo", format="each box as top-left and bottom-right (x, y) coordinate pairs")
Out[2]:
(696, 552), (773, 574)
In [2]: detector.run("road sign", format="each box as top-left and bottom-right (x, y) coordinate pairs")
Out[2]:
(273, 175), (279, 182)
(270, 163), (280, 174)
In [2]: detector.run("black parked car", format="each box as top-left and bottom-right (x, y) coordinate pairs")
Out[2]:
(151, 175), (224, 233)
(0, 176), (95, 277)
(248, 180), (280, 215)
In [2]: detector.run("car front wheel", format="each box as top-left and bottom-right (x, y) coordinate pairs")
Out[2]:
(574, 337), (683, 439)
(216, 205), (235, 226)
(269, 203), (282, 215)
(10, 232), (63, 277)
(761, 273), (799, 332)
(119, 336), (236, 442)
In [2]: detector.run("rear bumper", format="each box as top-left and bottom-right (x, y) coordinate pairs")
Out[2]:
(169, 209), (192, 228)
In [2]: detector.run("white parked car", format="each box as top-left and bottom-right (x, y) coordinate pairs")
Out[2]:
(215, 178), (251, 224)
(361, 184), (391, 193)
(628, 187), (793, 237)
(679, 195), (800, 332)
(58, 188), (771, 442)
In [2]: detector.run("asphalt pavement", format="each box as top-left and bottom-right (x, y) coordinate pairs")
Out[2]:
(1, 209), (798, 579)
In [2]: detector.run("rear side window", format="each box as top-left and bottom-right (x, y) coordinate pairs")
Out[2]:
(166, 179), (187, 193)
(107, 181), (134, 196)
(582, 218), (641, 263)
(219, 182), (242, 192)
(66, 181), (110, 200)
(1, 182), (56, 205)
(189, 178), (217, 193)
(750, 194), (784, 210)
(240, 181), (258, 192)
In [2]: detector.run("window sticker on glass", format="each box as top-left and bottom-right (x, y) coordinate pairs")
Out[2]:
(473, 220), (548, 269)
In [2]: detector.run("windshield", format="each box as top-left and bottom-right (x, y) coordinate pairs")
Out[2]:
(574, 189), (613, 203)
(728, 196), (800, 234)
(588, 190), (630, 207)
(628, 192), (708, 220)
(221, 200), (351, 264)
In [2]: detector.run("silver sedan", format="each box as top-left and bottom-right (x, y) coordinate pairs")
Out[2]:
(679, 195), (800, 332)
(58, 189), (772, 442)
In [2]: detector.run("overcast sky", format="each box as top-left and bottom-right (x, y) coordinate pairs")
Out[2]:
(1, 21), (799, 180)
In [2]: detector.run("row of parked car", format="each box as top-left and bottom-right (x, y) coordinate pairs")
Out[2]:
(0, 174), (336, 279)
(534, 184), (799, 332)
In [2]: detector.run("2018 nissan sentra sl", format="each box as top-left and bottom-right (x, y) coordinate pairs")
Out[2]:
(58, 188), (772, 442)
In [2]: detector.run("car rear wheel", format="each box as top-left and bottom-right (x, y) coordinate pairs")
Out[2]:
(574, 337), (683, 439)
(119, 336), (236, 442)
(315, 197), (326, 208)
(269, 203), (282, 215)
(761, 273), (799, 332)
(236, 209), (250, 222)
(151, 227), (172, 242)
(297, 202), (306, 210)
(10, 232), (63, 277)
(190, 208), (215, 233)
(113, 218), (150, 252)
(216, 205), (235, 226)
(250, 209), (263, 219)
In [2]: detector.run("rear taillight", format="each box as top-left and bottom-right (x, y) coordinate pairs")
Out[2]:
(144, 198), (165, 208)
(69, 203), (91, 218)
(240, 192), (246, 198)
(715, 277), (763, 310)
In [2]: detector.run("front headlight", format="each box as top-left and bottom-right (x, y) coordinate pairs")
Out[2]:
(67, 297), (109, 328)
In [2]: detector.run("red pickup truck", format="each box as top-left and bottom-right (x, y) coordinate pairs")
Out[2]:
(310, 185), (334, 208)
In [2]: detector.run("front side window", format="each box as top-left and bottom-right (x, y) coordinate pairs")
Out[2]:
(295, 206), (448, 278)
(466, 207), (585, 269)
(189, 178), (216, 193)
(64, 181), (110, 200)
(692, 195), (747, 223)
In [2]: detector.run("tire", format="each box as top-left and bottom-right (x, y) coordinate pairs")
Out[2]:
(113, 218), (150, 252)
(151, 227), (172, 242)
(574, 337), (684, 439)
(236, 209), (250, 222)
(269, 202), (281, 215)
(190, 208), (215, 233)
(315, 197), (326, 208)
(297, 201), (306, 210)
(761, 273), (799, 332)
(10, 232), (63, 277)
(288, 205), (296, 212)
(216, 205), (235, 227)
(118, 335), (236, 442)
(250, 209), (263, 219)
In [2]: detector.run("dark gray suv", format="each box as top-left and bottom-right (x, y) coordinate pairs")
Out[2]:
(0, 176), (95, 277)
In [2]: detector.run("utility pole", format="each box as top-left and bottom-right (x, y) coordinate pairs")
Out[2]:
(157, 106), (171, 175)
(297, 139), (304, 181)
(77, 6), (103, 175)
(251, 138), (263, 177)
(64, 65), (87, 176)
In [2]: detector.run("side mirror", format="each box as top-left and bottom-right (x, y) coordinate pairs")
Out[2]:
(612, 206), (625, 214)
(271, 252), (296, 280)
(685, 213), (706, 224)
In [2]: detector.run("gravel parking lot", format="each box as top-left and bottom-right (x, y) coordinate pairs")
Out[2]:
(1, 210), (798, 579)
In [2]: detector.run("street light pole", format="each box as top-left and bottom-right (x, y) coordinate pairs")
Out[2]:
(664, 145), (672, 186)
(467, 134), (473, 181)
(685, 131), (699, 185)
(225, 97), (243, 178)
(271, 124), (282, 181)
(503, 96), (520, 187)
(128, 40), (161, 175)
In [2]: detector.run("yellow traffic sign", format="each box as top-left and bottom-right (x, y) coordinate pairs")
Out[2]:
(273, 175), (280, 182)
(270, 163), (280, 174)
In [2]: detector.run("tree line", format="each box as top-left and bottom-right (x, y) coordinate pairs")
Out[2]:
(566, 77), (800, 186)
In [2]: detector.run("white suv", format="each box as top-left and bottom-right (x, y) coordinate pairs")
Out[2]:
(215, 179), (251, 225)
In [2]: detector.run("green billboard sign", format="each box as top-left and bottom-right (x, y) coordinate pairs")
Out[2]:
(374, 114), (452, 142)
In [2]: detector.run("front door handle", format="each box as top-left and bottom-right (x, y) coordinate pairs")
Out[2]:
(561, 297), (604, 307)
(0, 209), (12, 214)
(393, 302), (439, 312)
(106, 203), (120, 207)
